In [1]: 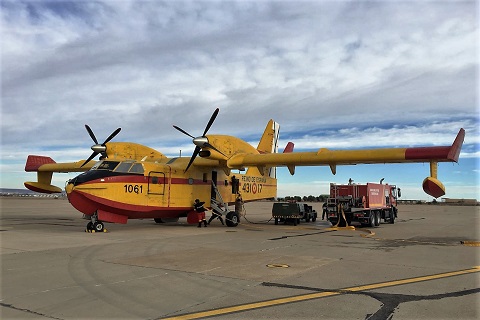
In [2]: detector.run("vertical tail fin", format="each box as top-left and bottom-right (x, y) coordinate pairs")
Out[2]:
(246, 120), (280, 178)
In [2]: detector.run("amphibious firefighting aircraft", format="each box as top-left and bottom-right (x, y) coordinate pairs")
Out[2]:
(24, 108), (465, 231)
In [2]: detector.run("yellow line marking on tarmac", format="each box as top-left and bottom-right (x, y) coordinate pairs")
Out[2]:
(162, 266), (480, 320)
(461, 241), (480, 247)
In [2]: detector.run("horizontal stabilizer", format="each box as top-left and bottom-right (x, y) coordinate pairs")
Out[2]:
(283, 142), (294, 153)
(284, 142), (295, 175)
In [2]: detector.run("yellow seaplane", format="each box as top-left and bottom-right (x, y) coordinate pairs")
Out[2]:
(24, 108), (465, 231)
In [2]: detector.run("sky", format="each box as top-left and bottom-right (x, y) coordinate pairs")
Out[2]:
(1, 0), (479, 201)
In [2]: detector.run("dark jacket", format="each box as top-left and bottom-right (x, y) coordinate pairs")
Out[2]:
(194, 201), (206, 213)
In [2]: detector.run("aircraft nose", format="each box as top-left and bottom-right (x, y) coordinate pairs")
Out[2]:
(65, 182), (74, 195)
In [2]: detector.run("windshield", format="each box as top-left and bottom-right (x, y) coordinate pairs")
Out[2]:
(115, 161), (134, 173)
(96, 161), (120, 171)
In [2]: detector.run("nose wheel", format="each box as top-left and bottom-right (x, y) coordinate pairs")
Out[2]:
(85, 212), (107, 233)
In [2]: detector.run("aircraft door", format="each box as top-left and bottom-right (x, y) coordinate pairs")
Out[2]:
(147, 171), (168, 204)
(231, 176), (239, 194)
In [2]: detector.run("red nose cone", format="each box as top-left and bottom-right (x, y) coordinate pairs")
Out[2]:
(422, 177), (446, 198)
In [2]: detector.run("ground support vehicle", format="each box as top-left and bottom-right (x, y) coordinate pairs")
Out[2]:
(325, 182), (400, 227)
(272, 202), (317, 226)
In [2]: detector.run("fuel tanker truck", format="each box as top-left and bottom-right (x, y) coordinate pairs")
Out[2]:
(325, 179), (400, 227)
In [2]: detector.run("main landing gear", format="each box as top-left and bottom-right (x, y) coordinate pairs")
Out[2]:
(85, 212), (107, 233)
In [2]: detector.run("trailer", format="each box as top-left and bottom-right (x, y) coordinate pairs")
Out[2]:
(272, 202), (317, 226)
(325, 181), (400, 227)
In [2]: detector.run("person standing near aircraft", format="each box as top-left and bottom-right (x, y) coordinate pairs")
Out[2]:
(194, 199), (208, 228)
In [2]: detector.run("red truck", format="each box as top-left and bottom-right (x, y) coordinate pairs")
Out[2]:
(325, 181), (400, 227)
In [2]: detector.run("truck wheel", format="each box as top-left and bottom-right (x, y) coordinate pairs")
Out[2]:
(226, 211), (239, 227)
(389, 209), (395, 224)
(293, 218), (297, 226)
(369, 214), (375, 228)
(274, 218), (278, 225)
(374, 211), (380, 227)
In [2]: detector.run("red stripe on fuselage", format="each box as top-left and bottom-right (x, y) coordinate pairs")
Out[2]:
(76, 175), (210, 186)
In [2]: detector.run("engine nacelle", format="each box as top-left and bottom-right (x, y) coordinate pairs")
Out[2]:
(422, 177), (445, 198)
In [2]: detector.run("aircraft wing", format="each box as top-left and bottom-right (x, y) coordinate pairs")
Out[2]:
(24, 155), (94, 193)
(228, 128), (464, 168)
(227, 128), (465, 198)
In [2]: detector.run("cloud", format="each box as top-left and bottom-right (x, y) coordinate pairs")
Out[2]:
(1, 0), (478, 197)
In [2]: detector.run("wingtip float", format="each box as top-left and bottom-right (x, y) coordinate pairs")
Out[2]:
(24, 109), (465, 230)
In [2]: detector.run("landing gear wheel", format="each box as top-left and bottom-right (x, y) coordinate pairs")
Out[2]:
(154, 218), (164, 223)
(86, 222), (93, 231)
(226, 211), (239, 227)
(93, 221), (104, 232)
(312, 212), (317, 222)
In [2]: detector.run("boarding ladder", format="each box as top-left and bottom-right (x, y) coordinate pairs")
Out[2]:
(211, 181), (229, 216)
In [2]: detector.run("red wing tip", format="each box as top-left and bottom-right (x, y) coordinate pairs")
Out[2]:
(25, 155), (56, 171)
(447, 128), (465, 162)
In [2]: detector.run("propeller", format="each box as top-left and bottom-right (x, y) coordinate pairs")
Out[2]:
(81, 125), (121, 167)
(173, 108), (226, 172)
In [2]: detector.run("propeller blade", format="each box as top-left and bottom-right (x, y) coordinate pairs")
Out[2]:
(81, 151), (98, 168)
(205, 142), (226, 157)
(173, 125), (195, 139)
(203, 108), (219, 136)
(185, 146), (201, 172)
(173, 108), (222, 171)
(103, 127), (121, 145)
(82, 126), (121, 168)
(85, 125), (98, 144)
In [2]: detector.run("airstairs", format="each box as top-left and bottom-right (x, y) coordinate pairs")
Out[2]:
(211, 181), (229, 216)
(211, 181), (242, 227)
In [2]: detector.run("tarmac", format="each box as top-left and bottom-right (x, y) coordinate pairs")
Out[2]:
(0, 198), (479, 319)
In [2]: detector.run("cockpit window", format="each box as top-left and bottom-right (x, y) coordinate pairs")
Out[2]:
(90, 162), (101, 170)
(129, 163), (144, 174)
(97, 161), (120, 171)
(115, 162), (134, 173)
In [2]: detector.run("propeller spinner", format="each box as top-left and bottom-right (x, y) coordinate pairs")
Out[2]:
(173, 108), (225, 172)
(81, 125), (121, 167)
